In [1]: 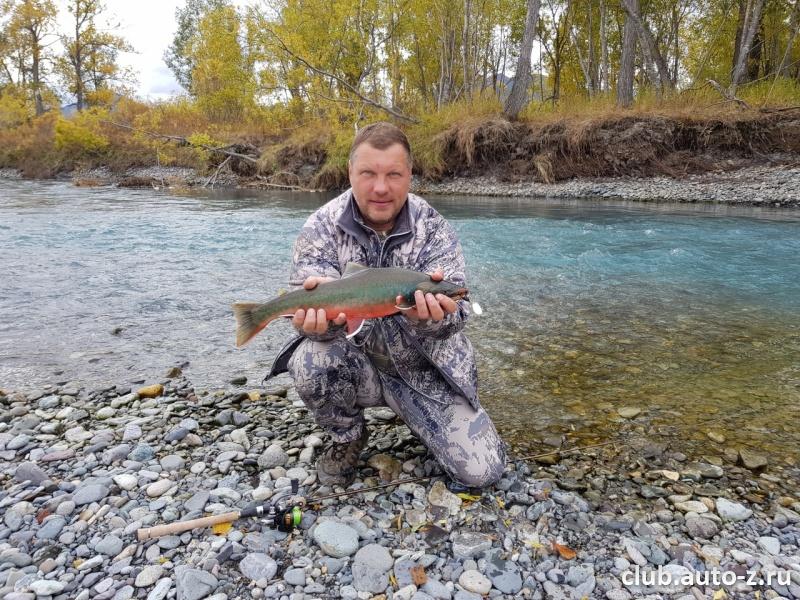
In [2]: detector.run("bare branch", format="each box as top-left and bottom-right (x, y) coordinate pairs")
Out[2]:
(706, 78), (750, 109)
(263, 26), (417, 123)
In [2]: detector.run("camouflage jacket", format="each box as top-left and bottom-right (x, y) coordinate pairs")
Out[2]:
(267, 189), (479, 409)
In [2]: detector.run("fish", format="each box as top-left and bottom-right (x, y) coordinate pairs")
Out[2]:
(232, 262), (472, 347)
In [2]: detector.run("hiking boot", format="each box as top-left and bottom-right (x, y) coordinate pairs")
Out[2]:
(316, 427), (369, 487)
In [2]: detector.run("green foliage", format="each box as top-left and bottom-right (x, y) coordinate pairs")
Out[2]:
(189, 5), (256, 121)
(165, 0), (230, 92)
(0, 84), (35, 127)
(57, 0), (134, 110)
(54, 109), (109, 156)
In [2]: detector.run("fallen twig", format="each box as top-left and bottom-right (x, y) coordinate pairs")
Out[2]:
(103, 121), (259, 164)
(706, 79), (750, 109)
(204, 156), (231, 188)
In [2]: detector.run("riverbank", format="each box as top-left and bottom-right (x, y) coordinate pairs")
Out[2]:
(1, 377), (798, 600)
(4, 159), (800, 208)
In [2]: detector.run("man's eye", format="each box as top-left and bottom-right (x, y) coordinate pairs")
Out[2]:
(361, 171), (374, 176)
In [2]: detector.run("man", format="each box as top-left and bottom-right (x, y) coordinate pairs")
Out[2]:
(266, 122), (506, 488)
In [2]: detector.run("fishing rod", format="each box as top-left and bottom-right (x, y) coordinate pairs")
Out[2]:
(135, 438), (624, 541)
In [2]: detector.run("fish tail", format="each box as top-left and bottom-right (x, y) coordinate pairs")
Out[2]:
(233, 302), (272, 347)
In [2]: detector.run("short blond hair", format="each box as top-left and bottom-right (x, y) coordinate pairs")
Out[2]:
(349, 122), (412, 167)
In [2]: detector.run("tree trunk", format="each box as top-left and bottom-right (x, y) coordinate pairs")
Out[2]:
(746, 21), (763, 81)
(730, 0), (765, 91)
(571, 24), (595, 95)
(617, 8), (637, 107)
(588, 3), (597, 93)
(732, 0), (747, 76)
(600, 0), (609, 92)
(31, 39), (44, 116)
(777, 0), (800, 77)
(504, 0), (541, 119)
(463, 0), (472, 101)
(670, 4), (680, 83)
(620, 0), (674, 91)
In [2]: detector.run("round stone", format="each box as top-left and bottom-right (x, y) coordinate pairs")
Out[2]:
(146, 480), (174, 498)
(135, 565), (164, 587)
(716, 498), (752, 522)
(459, 570), (492, 595)
(239, 553), (277, 581)
(283, 567), (306, 586)
(113, 474), (138, 491)
(312, 521), (359, 558)
(352, 544), (394, 593)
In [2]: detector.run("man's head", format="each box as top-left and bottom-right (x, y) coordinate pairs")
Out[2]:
(348, 122), (413, 233)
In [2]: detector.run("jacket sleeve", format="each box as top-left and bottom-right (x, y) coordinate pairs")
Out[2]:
(408, 215), (470, 340)
(287, 217), (346, 342)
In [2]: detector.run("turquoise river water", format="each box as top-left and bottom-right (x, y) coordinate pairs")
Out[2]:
(1, 181), (798, 463)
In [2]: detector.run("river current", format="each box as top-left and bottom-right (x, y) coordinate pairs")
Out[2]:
(1, 180), (798, 462)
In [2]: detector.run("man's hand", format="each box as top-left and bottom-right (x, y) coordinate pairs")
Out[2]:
(292, 276), (346, 335)
(396, 270), (458, 323)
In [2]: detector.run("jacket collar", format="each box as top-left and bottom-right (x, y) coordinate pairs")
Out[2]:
(337, 190), (413, 248)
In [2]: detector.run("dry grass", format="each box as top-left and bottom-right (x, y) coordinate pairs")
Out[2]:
(1, 79), (798, 185)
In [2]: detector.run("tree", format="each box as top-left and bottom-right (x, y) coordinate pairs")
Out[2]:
(617, 1), (637, 106)
(189, 5), (256, 121)
(58, 0), (132, 110)
(164, 0), (230, 92)
(620, 0), (674, 92)
(1, 0), (58, 115)
(504, 0), (541, 118)
(730, 0), (765, 91)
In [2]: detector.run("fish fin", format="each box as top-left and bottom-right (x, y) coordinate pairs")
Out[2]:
(345, 318), (366, 339)
(232, 302), (270, 347)
(342, 262), (369, 278)
(394, 304), (413, 311)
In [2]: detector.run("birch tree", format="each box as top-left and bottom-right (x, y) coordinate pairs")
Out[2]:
(504, 0), (541, 119)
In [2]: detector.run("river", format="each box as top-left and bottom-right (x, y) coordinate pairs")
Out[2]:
(1, 180), (798, 462)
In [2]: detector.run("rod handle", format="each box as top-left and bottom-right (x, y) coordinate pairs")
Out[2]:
(136, 511), (240, 541)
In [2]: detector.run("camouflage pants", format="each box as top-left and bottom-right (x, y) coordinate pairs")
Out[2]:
(288, 337), (506, 488)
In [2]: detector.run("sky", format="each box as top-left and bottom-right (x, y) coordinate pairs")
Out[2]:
(54, 0), (222, 101)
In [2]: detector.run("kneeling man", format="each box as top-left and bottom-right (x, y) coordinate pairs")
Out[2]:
(267, 122), (506, 488)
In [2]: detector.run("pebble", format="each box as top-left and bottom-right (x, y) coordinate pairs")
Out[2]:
(352, 543), (394, 593)
(312, 521), (360, 557)
(757, 536), (781, 555)
(239, 553), (278, 581)
(458, 570), (492, 595)
(716, 497), (753, 521)
(0, 377), (795, 600)
(146, 479), (174, 497)
(136, 565), (164, 587)
(72, 484), (109, 506)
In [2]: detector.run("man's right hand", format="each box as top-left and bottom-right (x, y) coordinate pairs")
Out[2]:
(292, 276), (347, 335)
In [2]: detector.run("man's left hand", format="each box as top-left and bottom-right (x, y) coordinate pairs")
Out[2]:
(396, 270), (458, 323)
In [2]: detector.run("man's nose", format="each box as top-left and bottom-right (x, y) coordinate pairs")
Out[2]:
(374, 175), (388, 194)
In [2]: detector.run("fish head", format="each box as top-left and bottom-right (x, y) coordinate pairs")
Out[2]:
(415, 278), (469, 302)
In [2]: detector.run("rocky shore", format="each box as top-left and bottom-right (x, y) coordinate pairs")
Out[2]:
(3, 161), (800, 208)
(1, 377), (798, 600)
(414, 163), (800, 209)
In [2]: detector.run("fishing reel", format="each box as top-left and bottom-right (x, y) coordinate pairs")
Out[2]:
(242, 478), (305, 533)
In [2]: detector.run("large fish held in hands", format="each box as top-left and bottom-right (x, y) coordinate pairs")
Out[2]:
(233, 262), (481, 347)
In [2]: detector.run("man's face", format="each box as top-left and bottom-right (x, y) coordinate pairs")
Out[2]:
(348, 142), (412, 232)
